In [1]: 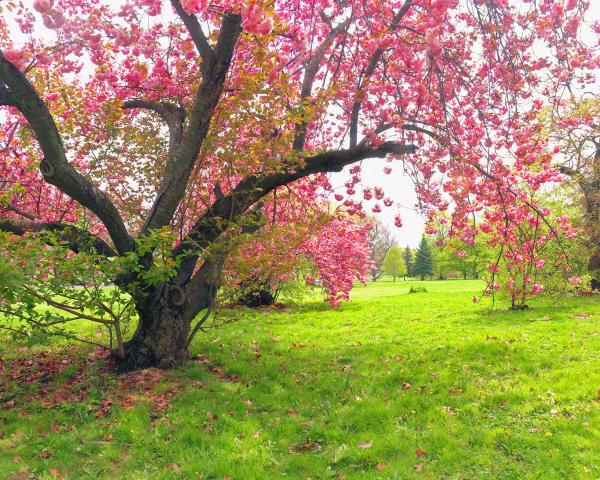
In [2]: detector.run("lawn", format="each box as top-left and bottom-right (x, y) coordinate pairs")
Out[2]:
(1, 279), (600, 479)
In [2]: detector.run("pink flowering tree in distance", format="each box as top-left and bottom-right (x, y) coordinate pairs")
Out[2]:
(0, 0), (598, 369)
(221, 179), (373, 308)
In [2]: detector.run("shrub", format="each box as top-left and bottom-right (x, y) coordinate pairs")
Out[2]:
(409, 286), (428, 294)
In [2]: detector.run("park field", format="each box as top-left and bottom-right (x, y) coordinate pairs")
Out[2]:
(1, 279), (600, 479)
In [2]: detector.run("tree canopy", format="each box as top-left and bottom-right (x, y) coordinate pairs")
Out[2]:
(383, 245), (406, 282)
(413, 235), (434, 280)
(0, 0), (597, 368)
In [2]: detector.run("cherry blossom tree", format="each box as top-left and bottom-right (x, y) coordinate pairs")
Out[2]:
(222, 182), (372, 308)
(0, 0), (597, 369)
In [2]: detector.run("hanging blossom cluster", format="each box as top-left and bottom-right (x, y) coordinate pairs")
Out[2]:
(303, 218), (373, 307)
(0, 0), (598, 307)
(181, 0), (273, 35)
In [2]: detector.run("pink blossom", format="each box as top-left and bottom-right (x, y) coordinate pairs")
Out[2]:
(33, 0), (53, 14)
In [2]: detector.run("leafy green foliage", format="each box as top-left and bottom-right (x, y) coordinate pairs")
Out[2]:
(0, 228), (182, 354)
(408, 285), (428, 293)
(412, 236), (435, 280)
(383, 245), (406, 281)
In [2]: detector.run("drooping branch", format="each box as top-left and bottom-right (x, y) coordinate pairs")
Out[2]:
(0, 51), (133, 255)
(349, 0), (414, 148)
(143, 14), (243, 233)
(0, 218), (117, 257)
(170, 0), (214, 64)
(174, 141), (417, 284)
(293, 16), (352, 151)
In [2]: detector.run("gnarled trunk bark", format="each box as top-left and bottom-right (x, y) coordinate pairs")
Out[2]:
(117, 251), (224, 371)
(116, 282), (212, 371)
(117, 285), (194, 371)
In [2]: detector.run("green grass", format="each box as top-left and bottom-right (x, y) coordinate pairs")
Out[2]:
(2, 279), (600, 479)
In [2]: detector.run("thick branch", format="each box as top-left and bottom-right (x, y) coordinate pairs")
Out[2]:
(0, 51), (132, 255)
(0, 81), (16, 106)
(174, 142), (416, 284)
(0, 218), (117, 257)
(123, 99), (185, 149)
(170, 0), (214, 63)
(143, 14), (242, 233)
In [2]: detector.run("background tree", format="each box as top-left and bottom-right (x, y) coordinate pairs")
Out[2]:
(433, 239), (490, 280)
(402, 245), (414, 279)
(383, 245), (406, 282)
(545, 97), (600, 288)
(413, 236), (435, 280)
(366, 217), (394, 282)
(0, 0), (595, 370)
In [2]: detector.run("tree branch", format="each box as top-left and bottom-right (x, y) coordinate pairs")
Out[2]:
(3, 202), (37, 220)
(0, 51), (132, 255)
(170, 0), (214, 64)
(0, 81), (16, 106)
(122, 99), (185, 150)
(0, 218), (117, 257)
(143, 14), (243, 233)
(293, 17), (351, 151)
(349, 0), (413, 147)
(174, 142), (417, 284)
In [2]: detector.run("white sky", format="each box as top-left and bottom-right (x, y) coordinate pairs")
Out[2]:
(329, 162), (424, 247)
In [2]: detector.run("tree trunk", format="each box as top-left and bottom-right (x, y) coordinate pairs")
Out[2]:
(117, 284), (198, 371)
(589, 248), (600, 290)
(584, 144), (600, 289)
(115, 247), (225, 371)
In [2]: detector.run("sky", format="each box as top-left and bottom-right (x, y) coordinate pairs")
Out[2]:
(329, 161), (424, 248)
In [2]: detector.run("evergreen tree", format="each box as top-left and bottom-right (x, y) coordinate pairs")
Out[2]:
(383, 246), (406, 282)
(413, 236), (434, 280)
(402, 245), (413, 278)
